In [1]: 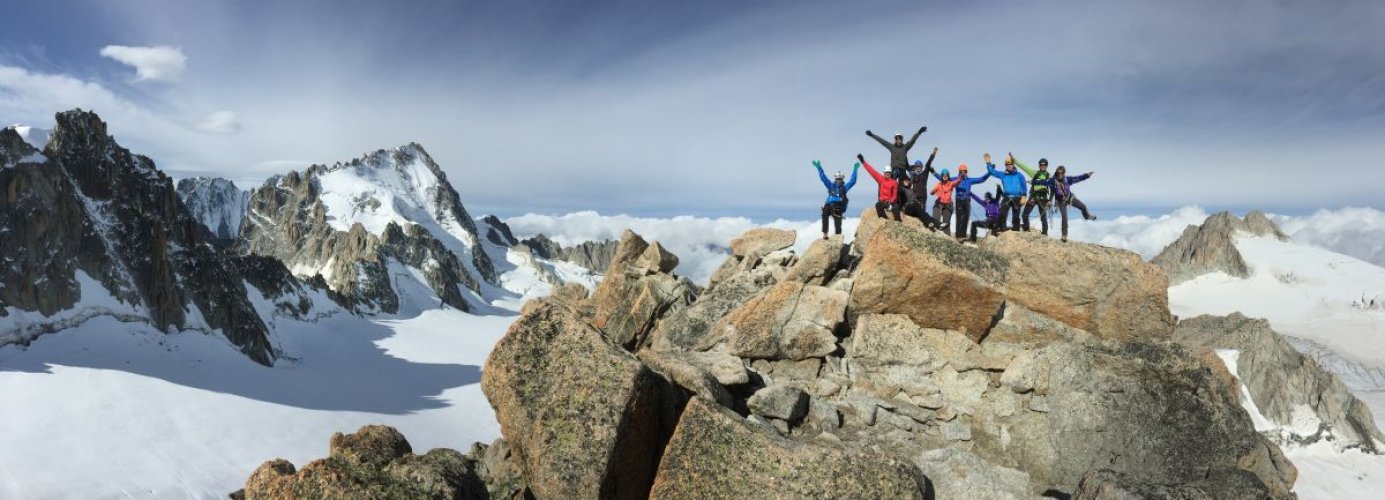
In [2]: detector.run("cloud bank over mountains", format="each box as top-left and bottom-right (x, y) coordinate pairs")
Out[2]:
(508, 206), (1385, 284)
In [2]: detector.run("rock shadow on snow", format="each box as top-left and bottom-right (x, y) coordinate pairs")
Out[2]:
(0, 315), (482, 414)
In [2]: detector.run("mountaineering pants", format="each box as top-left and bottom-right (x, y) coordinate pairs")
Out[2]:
(1057, 196), (1093, 238)
(875, 201), (902, 221)
(903, 201), (939, 229)
(954, 200), (972, 239)
(1022, 197), (1051, 234)
(821, 201), (847, 235)
(933, 201), (954, 231)
(970, 216), (999, 242)
(998, 195), (1024, 231)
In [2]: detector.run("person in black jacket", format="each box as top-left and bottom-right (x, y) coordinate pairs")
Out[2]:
(866, 126), (927, 179)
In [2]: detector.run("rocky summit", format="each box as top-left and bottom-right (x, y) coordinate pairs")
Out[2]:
(237, 214), (1326, 498)
(0, 111), (276, 364)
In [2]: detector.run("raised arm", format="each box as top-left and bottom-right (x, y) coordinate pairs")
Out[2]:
(970, 192), (986, 205)
(1068, 172), (1092, 185)
(845, 163), (860, 191)
(865, 130), (891, 148)
(858, 154), (885, 183)
(904, 126), (927, 150)
(974, 172), (992, 184)
(924, 147), (938, 172)
(814, 160), (832, 189)
(1011, 154), (1037, 177)
(986, 162), (1002, 177)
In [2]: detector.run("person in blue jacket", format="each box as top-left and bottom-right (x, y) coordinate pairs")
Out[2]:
(814, 159), (859, 239)
(968, 189), (1003, 242)
(949, 164), (992, 241)
(985, 153), (1028, 232)
(1031, 165), (1096, 241)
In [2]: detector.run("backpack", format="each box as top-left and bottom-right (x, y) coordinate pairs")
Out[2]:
(832, 180), (849, 203)
(1031, 171), (1052, 200)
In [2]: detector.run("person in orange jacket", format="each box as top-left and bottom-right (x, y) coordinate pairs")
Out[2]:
(858, 154), (901, 221)
(930, 167), (962, 232)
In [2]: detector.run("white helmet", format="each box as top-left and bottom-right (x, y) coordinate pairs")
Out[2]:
(833, 171), (845, 180)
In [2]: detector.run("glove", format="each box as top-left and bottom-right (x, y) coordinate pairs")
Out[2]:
(865, 130), (872, 136)
(853, 162), (861, 170)
(919, 126), (927, 133)
(856, 153), (865, 162)
(812, 160), (822, 169)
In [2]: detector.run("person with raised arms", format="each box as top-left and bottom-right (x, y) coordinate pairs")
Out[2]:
(949, 163), (993, 241)
(985, 153), (1029, 232)
(1031, 165), (1098, 242)
(813, 159), (859, 239)
(930, 167), (962, 233)
(866, 126), (927, 180)
(858, 153), (902, 221)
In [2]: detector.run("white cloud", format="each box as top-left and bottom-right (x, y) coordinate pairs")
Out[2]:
(99, 45), (186, 82)
(196, 110), (241, 134)
(0, 64), (245, 177)
(504, 210), (858, 283)
(1063, 206), (1212, 259)
(1274, 207), (1385, 269)
(503, 206), (1385, 284)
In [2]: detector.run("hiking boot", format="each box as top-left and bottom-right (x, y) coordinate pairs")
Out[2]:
(1084, 214), (1097, 221)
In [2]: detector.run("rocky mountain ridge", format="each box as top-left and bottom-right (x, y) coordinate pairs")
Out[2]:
(1153, 210), (1288, 284)
(479, 215), (619, 275)
(238, 208), (1327, 498)
(1, 110), (277, 364)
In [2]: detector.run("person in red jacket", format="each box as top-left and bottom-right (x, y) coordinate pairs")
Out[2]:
(858, 154), (901, 221)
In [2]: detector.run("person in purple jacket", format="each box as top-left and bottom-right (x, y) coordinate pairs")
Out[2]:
(1031, 165), (1097, 241)
(968, 188), (1003, 242)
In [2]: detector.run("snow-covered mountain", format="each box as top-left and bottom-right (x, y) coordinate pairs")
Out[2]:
(234, 143), (604, 315)
(1156, 211), (1385, 498)
(176, 176), (250, 241)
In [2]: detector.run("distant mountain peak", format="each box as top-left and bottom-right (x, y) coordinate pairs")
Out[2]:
(1152, 210), (1290, 284)
(240, 141), (498, 314)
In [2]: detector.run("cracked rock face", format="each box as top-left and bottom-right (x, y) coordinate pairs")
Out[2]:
(1, 111), (274, 364)
(464, 222), (1294, 499)
(239, 143), (496, 314)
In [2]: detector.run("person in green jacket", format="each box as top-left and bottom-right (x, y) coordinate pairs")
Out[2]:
(1010, 154), (1053, 235)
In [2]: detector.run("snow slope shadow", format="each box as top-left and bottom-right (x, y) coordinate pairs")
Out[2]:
(0, 311), (501, 414)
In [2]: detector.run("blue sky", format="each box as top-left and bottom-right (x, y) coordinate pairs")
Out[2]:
(2, 0), (1383, 219)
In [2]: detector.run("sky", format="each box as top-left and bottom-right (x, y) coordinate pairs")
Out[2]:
(2, 0), (1383, 219)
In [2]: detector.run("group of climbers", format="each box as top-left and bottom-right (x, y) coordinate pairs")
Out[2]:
(811, 126), (1099, 243)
